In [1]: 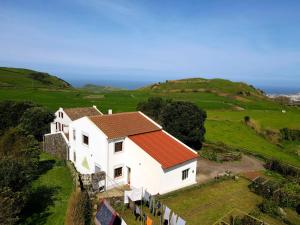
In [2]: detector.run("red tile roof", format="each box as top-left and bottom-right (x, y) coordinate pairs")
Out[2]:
(89, 112), (161, 139)
(64, 107), (101, 120)
(129, 130), (198, 169)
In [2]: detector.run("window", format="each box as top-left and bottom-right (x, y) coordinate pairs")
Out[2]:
(82, 134), (89, 145)
(114, 167), (123, 178)
(61, 112), (63, 118)
(73, 151), (76, 162)
(114, 142), (123, 153)
(182, 169), (189, 180)
(73, 129), (76, 140)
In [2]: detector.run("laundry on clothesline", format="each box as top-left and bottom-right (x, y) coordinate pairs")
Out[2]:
(124, 187), (143, 203)
(163, 206), (171, 221)
(176, 217), (186, 225)
(170, 212), (178, 225)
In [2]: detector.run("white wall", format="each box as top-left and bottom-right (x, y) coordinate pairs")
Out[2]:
(68, 117), (108, 175)
(68, 117), (197, 195)
(50, 108), (72, 134)
(124, 138), (197, 195)
(160, 160), (197, 194)
(124, 138), (163, 195)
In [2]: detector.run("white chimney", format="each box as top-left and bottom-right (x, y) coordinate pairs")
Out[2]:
(108, 109), (112, 115)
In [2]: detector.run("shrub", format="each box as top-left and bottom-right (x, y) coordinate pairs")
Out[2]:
(19, 107), (55, 141)
(280, 128), (300, 141)
(244, 116), (250, 123)
(65, 190), (91, 225)
(265, 160), (300, 178)
(259, 199), (279, 216)
(0, 187), (24, 225)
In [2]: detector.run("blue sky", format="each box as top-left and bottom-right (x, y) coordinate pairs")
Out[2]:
(1, 0), (300, 89)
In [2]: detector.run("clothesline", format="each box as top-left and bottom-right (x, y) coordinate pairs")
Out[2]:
(124, 188), (186, 225)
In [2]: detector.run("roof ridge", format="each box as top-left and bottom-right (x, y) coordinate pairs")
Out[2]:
(64, 106), (94, 110)
(89, 111), (138, 118)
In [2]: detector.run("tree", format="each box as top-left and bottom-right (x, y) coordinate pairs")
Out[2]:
(0, 128), (40, 165)
(0, 187), (23, 225)
(0, 128), (40, 225)
(160, 101), (206, 149)
(19, 107), (55, 141)
(137, 97), (170, 122)
(244, 116), (250, 123)
(0, 101), (36, 135)
(137, 98), (207, 149)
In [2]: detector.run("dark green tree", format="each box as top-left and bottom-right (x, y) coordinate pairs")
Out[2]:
(0, 101), (36, 135)
(160, 101), (206, 149)
(19, 107), (55, 141)
(137, 97), (170, 122)
(0, 187), (23, 225)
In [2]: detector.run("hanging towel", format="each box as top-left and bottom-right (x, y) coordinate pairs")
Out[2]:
(146, 217), (153, 225)
(176, 217), (186, 225)
(163, 206), (171, 221)
(144, 190), (150, 202)
(135, 206), (141, 215)
(151, 197), (156, 214)
(149, 196), (153, 210)
(124, 190), (132, 204)
(170, 212), (178, 225)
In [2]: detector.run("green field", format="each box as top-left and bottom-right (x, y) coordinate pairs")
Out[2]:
(119, 178), (283, 225)
(21, 153), (73, 225)
(1, 67), (299, 168)
(205, 120), (300, 167)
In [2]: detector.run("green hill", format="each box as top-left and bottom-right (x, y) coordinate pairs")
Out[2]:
(79, 84), (125, 93)
(142, 78), (265, 97)
(0, 67), (72, 89)
(1, 67), (299, 167)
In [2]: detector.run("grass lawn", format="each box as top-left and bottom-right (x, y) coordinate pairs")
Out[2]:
(205, 120), (300, 167)
(21, 153), (73, 225)
(207, 109), (300, 130)
(119, 178), (282, 225)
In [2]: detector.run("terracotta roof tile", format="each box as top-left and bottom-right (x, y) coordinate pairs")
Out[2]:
(89, 112), (161, 139)
(129, 130), (198, 169)
(64, 107), (101, 120)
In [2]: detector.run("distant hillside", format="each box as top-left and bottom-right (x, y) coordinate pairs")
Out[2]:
(0, 67), (72, 89)
(79, 84), (125, 93)
(142, 78), (265, 98)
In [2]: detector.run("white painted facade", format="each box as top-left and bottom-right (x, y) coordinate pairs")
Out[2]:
(68, 116), (197, 195)
(50, 106), (102, 134)
(50, 107), (72, 134)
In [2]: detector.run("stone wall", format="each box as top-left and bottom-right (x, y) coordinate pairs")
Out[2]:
(80, 172), (106, 196)
(44, 133), (68, 160)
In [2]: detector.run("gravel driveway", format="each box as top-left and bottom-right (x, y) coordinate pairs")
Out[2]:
(196, 154), (265, 183)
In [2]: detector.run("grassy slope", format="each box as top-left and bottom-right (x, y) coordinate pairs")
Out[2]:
(0, 67), (71, 89)
(21, 153), (73, 225)
(0, 68), (299, 166)
(120, 179), (282, 225)
(205, 120), (300, 167)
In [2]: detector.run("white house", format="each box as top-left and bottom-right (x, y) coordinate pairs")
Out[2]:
(68, 111), (198, 195)
(50, 106), (102, 134)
